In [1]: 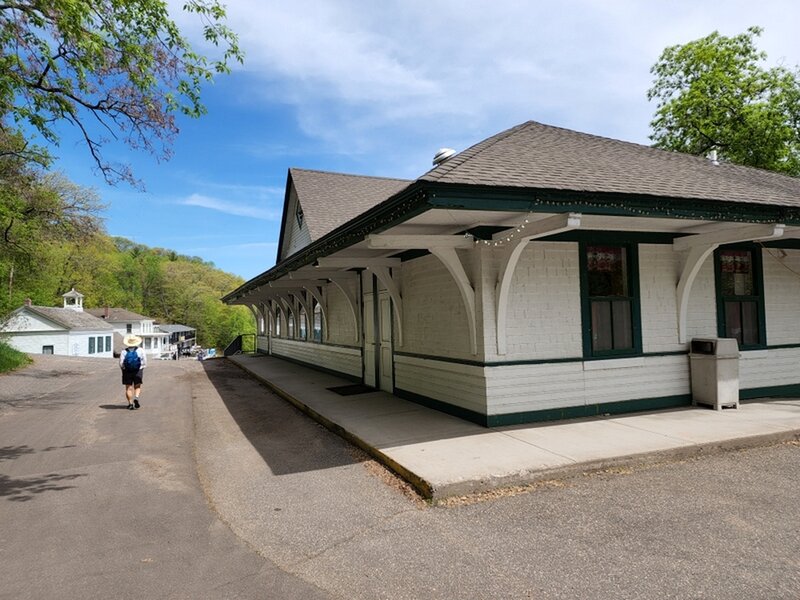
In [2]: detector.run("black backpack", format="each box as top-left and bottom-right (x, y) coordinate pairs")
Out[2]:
(123, 348), (141, 372)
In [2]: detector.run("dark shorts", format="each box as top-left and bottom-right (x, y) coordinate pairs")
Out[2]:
(122, 369), (144, 386)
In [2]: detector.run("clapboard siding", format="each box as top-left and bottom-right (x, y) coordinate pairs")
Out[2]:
(394, 354), (487, 414)
(740, 348), (800, 390)
(485, 355), (689, 414)
(763, 249), (800, 346)
(271, 338), (361, 378)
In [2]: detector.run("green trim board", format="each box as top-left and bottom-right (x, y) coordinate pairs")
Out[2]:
(740, 384), (800, 399)
(486, 395), (692, 427)
(394, 388), (488, 426)
(425, 183), (800, 225)
(545, 230), (685, 245)
(395, 386), (693, 428)
(394, 349), (690, 368)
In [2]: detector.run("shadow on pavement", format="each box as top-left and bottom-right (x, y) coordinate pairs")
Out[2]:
(0, 445), (35, 461)
(200, 360), (365, 476)
(98, 404), (131, 410)
(0, 472), (86, 502)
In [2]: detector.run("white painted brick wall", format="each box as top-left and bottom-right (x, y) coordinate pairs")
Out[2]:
(685, 253), (719, 340)
(763, 248), (800, 345)
(639, 244), (683, 353)
(401, 254), (471, 358)
(325, 281), (359, 346)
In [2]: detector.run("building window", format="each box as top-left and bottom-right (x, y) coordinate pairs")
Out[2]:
(299, 308), (307, 340)
(126, 324), (132, 334)
(313, 302), (322, 342)
(287, 310), (295, 339)
(105, 336), (112, 352)
(89, 337), (96, 354)
(580, 243), (641, 357)
(275, 308), (282, 337)
(715, 247), (765, 348)
(42, 346), (54, 355)
(296, 205), (304, 227)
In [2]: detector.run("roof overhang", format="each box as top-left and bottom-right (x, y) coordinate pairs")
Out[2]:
(224, 181), (800, 305)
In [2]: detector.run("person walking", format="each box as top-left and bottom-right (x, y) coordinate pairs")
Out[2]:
(120, 334), (147, 410)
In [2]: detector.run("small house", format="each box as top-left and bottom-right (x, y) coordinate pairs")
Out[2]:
(2, 289), (114, 357)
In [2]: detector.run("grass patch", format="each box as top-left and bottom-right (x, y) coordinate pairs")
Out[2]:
(0, 341), (31, 373)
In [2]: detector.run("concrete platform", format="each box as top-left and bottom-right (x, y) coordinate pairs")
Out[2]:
(228, 354), (800, 500)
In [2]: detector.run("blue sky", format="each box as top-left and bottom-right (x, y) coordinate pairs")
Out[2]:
(46, 1), (800, 282)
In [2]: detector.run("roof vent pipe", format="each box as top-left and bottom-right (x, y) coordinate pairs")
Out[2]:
(432, 148), (456, 166)
(707, 149), (719, 166)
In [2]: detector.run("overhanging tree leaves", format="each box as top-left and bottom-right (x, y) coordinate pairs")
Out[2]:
(0, 0), (242, 185)
(648, 26), (800, 175)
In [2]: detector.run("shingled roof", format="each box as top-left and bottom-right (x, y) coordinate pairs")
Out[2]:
(85, 308), (151, 322)
(290, 168), (410, 241)
(420, 121), (800, 207)
(25, 306), (114, 331)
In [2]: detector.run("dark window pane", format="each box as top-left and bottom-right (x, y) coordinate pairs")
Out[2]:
(741, 301), (759, 346)
(612, 300), (633, 349)
(591, 300), (613, 351)
(725, 301), (743, 344)
(587, 246), (628, 297)
(719, 250), (753, 296)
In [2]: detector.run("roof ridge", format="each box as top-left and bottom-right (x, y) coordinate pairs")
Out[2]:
(290, 167), (410, 183)
(419, 121), (536, 182)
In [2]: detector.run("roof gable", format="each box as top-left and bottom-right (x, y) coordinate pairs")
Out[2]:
(276, 168), (410, 261)
(419, 120), (800, 207)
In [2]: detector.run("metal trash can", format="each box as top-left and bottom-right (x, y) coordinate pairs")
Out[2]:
(689, 338), (740, 410)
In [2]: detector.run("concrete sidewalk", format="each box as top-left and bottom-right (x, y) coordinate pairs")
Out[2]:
(228, 353), (800, 500)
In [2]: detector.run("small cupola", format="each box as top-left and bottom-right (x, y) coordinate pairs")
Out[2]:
(62, 288), (85, 312)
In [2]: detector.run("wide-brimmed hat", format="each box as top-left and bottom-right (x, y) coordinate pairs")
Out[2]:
(123, 334), (143, 347)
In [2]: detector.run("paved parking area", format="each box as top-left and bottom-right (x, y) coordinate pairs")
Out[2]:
(229, 353), (800, 499)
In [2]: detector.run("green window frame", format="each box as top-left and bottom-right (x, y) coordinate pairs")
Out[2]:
(714, 245), (766, 349)
(579, 242), (642, 358)
(88, 337), (96, 354)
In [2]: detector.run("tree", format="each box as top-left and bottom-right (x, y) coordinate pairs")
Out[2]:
(0, 0), (242, 185)
(648, 26), (800, 175)
(0, 134), (104, 308)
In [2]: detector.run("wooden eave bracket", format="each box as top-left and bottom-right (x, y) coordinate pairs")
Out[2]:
(495, 213), (582, 355)
(675, 223), (785, 343)
(367, 234), (476, 353)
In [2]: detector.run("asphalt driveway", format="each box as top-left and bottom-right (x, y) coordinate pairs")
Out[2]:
(2, 355), (799, 599)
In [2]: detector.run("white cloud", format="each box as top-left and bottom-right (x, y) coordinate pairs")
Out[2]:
(179, 193), (282, 220)
(219, 1), (800, 141)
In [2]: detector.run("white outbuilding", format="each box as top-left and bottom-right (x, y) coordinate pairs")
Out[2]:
(2, 289), (114, 357)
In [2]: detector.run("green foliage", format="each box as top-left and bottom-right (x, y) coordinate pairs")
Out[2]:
(0, 340), (31, 373)
(648, 26), (800, 175)
(0, 0), (242, 185)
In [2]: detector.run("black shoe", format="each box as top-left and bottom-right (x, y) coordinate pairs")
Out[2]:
(133, 399), (140, 409)
(127, 404), (135, 410)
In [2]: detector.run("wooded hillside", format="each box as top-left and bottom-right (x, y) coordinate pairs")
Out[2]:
(1, 232), (255, 350)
